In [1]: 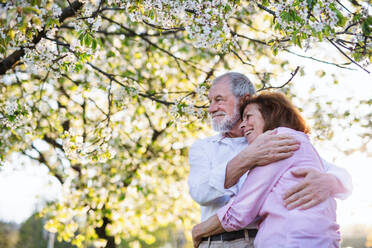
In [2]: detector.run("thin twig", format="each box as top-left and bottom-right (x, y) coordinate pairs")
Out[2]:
(256, 3), (276, 16)
(284, 49), (355, 70)
(327, 38), (370, 73)
(100, 15), (207, 73)
(142, 20), (185, 31)
(87, 62), (207, 108)
(231, 31), (268, 46)
(231, 49), (254, 67)
(257, 66), (300, 92)
(335, 0), (353, 14)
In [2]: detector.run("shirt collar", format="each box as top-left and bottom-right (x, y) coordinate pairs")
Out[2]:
(210, 132), (247, 144)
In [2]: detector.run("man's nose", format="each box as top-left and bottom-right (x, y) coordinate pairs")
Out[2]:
(208, 102), (217, 113)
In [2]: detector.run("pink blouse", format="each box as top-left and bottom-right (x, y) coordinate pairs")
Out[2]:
(217, 127), (340, 247)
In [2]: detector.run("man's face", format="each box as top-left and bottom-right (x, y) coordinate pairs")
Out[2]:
(208, 79), (240, 132)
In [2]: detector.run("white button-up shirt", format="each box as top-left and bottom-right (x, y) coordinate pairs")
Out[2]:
(188, 133), (353, 222)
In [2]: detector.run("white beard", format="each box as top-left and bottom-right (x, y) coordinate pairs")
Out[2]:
(211, 106), (240, 133)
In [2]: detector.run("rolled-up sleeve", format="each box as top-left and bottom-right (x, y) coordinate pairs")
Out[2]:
(322, 159), (353, 200)
(188, 139), (237, 206)
(217, 154), (296, 231)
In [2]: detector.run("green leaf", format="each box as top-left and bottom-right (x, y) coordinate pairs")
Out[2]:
(75, 63), (83, 72)
(23, 6), (41, 15)
(362, 21), (371, 36)
(78, 32), (85, 46)
(8, 115), (16, 122)
(224, 4), (232, 12)
(262, 0), (269, 6)
(84, 33), (92, 47)
(317, 32), (323, 41)
(353, 14), (361, 22)
(92, 38), (97, 50)
(107, 50), (115, 57)
(366, 16), (372, 25)
(272, 46), (278, 56)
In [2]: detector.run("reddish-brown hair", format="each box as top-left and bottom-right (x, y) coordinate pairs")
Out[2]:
(240, 92), (310, 134)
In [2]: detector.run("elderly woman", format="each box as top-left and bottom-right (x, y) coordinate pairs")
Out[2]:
(192, 92), (340, 248)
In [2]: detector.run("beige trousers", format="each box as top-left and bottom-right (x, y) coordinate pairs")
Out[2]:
(199, 230), (254, 248)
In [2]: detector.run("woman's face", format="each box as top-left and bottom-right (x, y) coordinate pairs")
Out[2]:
(240, 103), (265, 143)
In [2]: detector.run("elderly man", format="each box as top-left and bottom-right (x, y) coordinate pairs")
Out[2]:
(188, 72), (352, 247)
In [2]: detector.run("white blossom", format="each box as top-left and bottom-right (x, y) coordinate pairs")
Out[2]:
(5, 99), (17, 116)
(51, 3), (62, 17)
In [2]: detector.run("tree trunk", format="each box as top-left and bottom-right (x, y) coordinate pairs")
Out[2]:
(95, 217), (116, 248)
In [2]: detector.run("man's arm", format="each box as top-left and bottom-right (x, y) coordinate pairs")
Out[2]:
(283, 159), (353, 210)
(225, 130), (300, 188)
(188, 139), (237, 206)
(192, 215), (225, 248)
(322, 159), (353, 199)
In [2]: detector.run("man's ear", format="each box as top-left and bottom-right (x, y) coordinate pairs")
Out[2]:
(243, 93), (251, 99)
(239, 94), (251, 106)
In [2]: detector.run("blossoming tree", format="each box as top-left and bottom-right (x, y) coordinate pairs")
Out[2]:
(0, 0), (371, 247)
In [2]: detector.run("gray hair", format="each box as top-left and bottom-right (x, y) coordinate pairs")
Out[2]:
(213, 72), (256, 99)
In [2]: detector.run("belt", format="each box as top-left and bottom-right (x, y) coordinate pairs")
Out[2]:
(201, 229), (258, 242)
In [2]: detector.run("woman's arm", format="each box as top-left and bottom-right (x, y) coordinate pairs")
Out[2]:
(225, 130), (300, 188)
(219, 129), (314, 231)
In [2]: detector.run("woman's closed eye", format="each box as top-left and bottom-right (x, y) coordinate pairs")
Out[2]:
(244, 114), (251, 121)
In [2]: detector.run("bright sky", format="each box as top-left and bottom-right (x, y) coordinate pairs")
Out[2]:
(0, 42), (371, 246)
(0, 153), (61, 223)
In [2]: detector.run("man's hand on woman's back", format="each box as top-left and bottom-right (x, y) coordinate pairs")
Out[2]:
(283, 168), (345, 210)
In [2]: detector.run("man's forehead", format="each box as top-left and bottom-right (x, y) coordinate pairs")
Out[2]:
(208, 81), (232, 98)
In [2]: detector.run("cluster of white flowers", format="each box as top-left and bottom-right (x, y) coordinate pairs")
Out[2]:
(113, 85), (139, 108)
(243, 1), (257, 13)
(22, 39), (60, 75)
(51, 3), (62, 17)
(62, 127), (117, 165)
(22, 33), (93, 76)
(0, 98), (32, 132)
(0, 113), (28, 129)
(0, 0), (61, 53)
(4, 98), (18, 116)
(0, 1), (103, 77)
(79, 2), (103, 32)
(123, 0), (238, 50)
(169, 96), (206, 120)
(273, 0), (342, 42)
(195, 84), (207, 100)
(92, 16), (102, 32)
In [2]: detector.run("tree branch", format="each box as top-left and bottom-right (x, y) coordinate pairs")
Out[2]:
(327, 38), (370, 73)
(100, 15), (208, 73)
(257, 66), (300, 92)
(94, 216), (115, 248)
(22, 145), (64, 184)
(231, 49), (254, 66)
(87, 62), (207, 108)
(43, 135), (64, 150)
(142, 20), (185, 31)
(283, 49), (356, 70)
(256, 3), (276, 16)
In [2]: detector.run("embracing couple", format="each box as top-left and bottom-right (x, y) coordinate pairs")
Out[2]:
(188, 72), (352, 248)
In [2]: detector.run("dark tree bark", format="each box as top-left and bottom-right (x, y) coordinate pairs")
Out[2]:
(94, 216), (116, 248)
